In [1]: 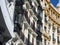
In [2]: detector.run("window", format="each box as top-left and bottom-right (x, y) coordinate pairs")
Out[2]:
(53, 33), (55, 42)
(52, 24), (55, 30)
(28, 34), (30, 45)
(57, 27), (60, 33)
(44, 26), (46, 32)
(45, 14), (47, 23)
(25, 10), (30, 24)
(44, 39), (46, 45)
(32, 37), (34, 45)
(20, 30), (24, 41)
(57, 36), (60, 44)
(45, 3), (47, 6)
(49, 23), (51, 29)
(58, 16), (59, 18)
(31, 20), (35, 31)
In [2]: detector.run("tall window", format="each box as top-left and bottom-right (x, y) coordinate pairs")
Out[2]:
(57, 27), (60, 33)
(57, 36), (60, 44)
(45, 14), (47, 23)
(44, 39), (46, 45)
(53, 33), (55, 42)
(32, 37), (34, 45)
(49, 23), (51, 29)
(53, 33), (54, 40)
(33, 21), (35, 30)
(52, 24), (55, 30)
(28, 34), (30, 45)
(44, 26), (46, 32)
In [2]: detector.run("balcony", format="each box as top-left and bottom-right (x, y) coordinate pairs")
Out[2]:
(13, 31), (25, 43)
(29, 9), (34, 16)
(11, 32), (25, 45)
(42, 30), (50, 40)
(23, 1), (31, 10)
(29, 9), (38, 20)
(32, 0), (38, 7)
(23, 16), (37, 36)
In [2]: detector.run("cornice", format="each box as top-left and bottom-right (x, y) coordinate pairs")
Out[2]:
(43, 0), (60, 27)
(46, 0), (60, 15)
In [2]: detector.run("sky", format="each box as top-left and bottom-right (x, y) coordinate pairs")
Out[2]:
(50, 0), (59, 7)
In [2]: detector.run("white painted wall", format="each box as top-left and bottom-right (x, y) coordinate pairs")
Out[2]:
(0, 0), (15, 37)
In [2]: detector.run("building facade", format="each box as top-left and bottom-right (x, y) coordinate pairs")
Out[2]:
(0, 0), (60, 45)
(40, 0), (60, 45)
(0, 0), (15, 45)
